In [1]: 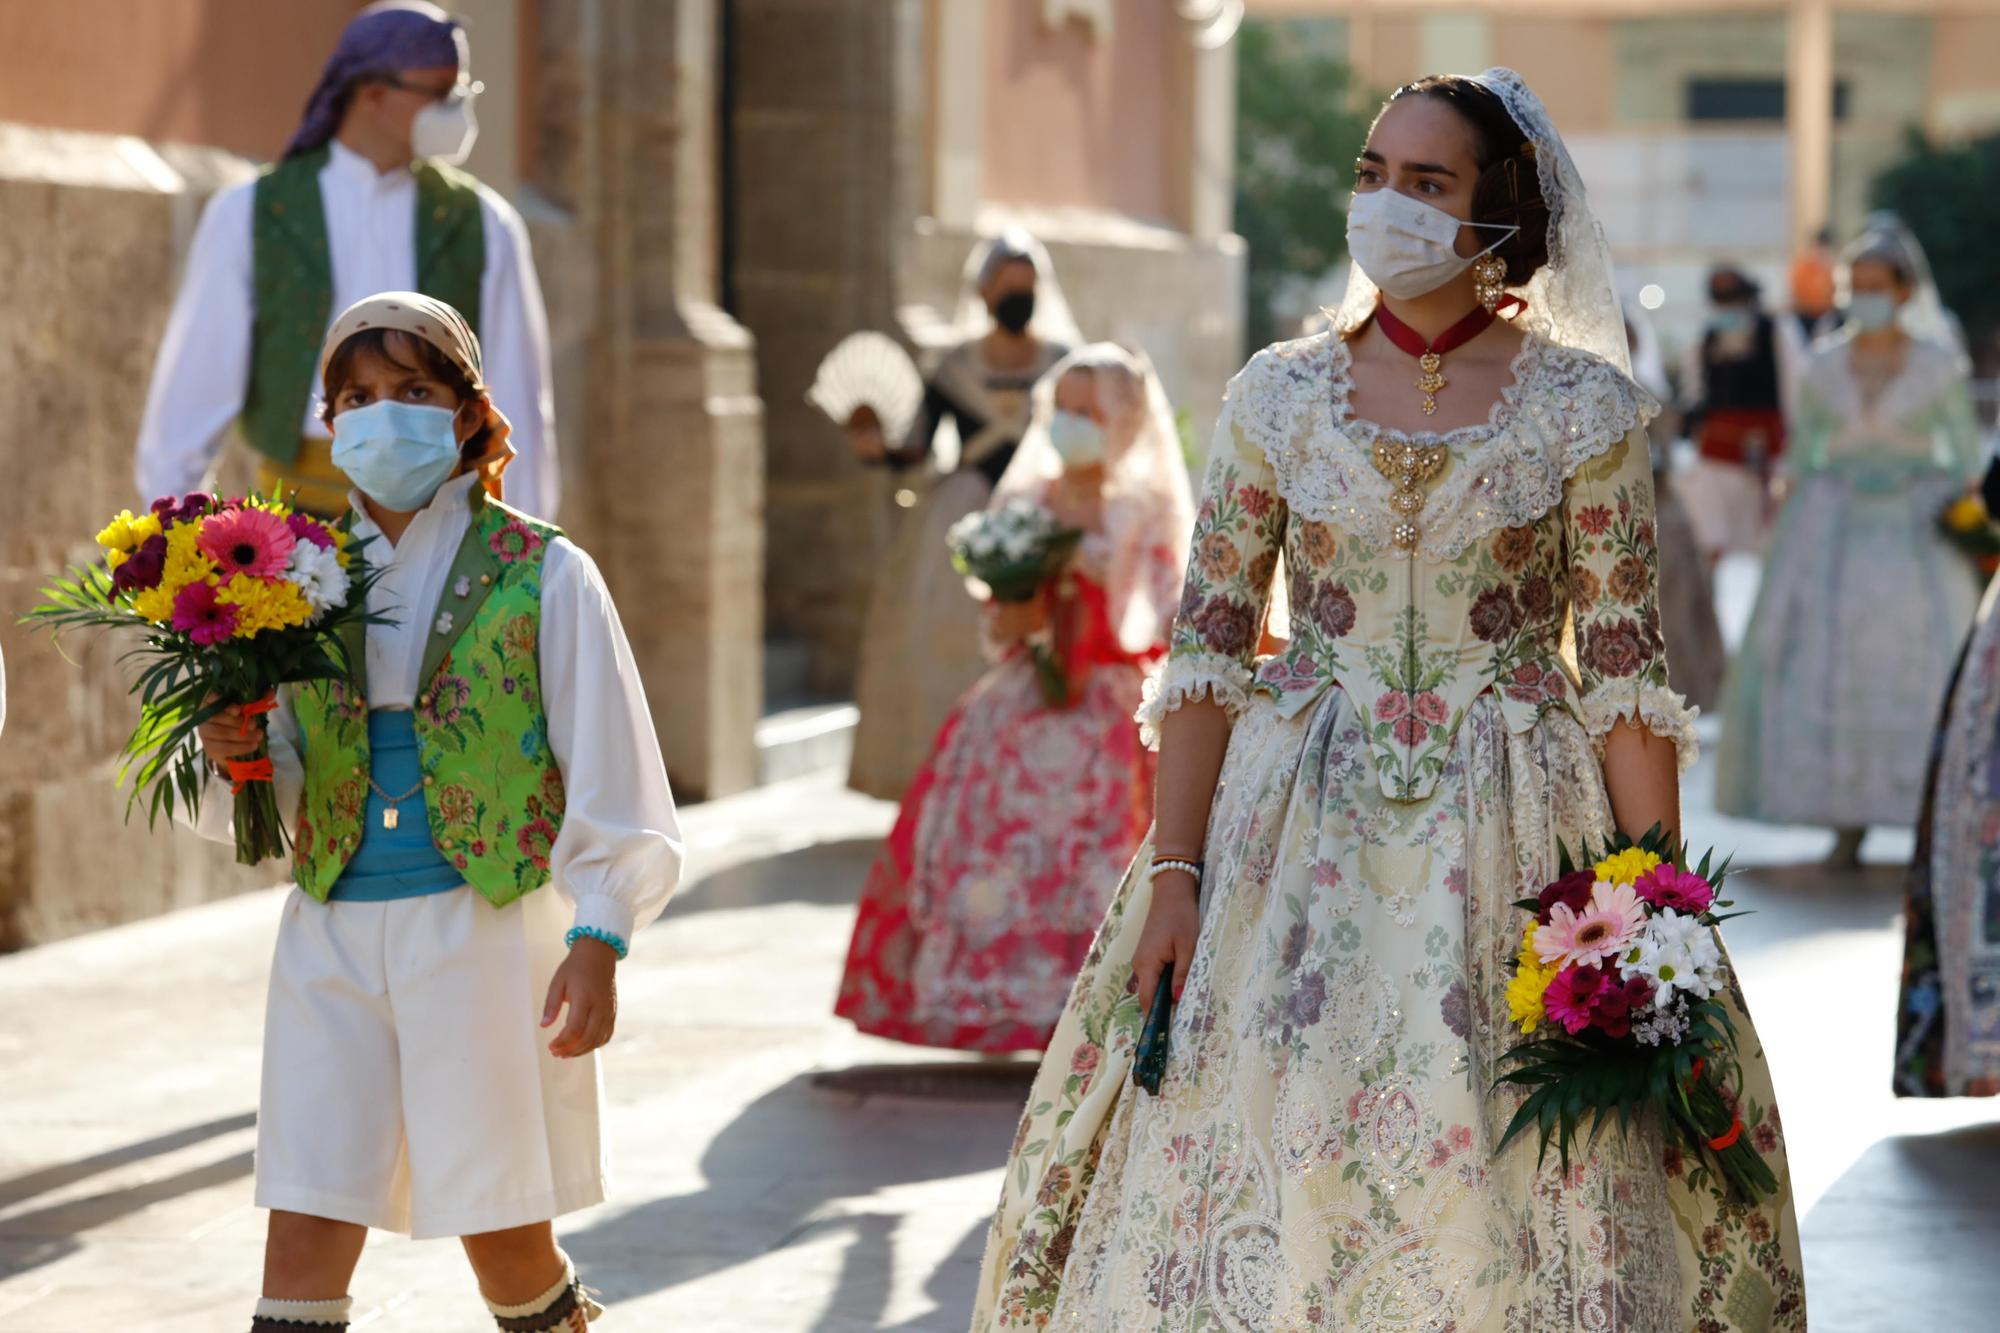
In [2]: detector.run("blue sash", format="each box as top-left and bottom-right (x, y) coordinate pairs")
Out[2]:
(327, 710), (463, 902)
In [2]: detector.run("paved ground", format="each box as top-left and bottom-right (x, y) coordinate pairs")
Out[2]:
(2, 558), (1997, 1329)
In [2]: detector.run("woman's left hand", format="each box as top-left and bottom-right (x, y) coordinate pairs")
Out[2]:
(986, 592), (1049, 645)
(541, 936), (619, 1058)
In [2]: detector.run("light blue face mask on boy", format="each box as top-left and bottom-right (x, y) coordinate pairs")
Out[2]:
(331, 401), (463, 512)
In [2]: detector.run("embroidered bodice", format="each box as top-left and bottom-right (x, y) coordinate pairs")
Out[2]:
(1140, 330), (1695, 801)
(1790, 334), (1982, 480)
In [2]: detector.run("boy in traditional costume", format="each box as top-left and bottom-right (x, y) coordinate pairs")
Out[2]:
(136, 1), (560, 519)
(192, 294), (678, 1332)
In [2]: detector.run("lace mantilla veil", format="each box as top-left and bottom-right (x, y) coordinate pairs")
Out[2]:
(994, 343), (1196, 656)
(1841, 210), (1970, 367)
(946, 226), (1086, 349)
(1326, 67), (1634, 378)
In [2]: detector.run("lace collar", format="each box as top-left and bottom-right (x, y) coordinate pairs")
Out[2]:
(1227, 330), (1656, 561)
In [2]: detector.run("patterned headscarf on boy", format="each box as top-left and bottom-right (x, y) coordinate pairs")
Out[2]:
(320, 291), (514, 501)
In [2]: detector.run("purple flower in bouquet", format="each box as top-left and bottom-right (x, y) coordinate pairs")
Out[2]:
(1536, 868), (1597, 924)
(1590, 973), (1656, 1039)
(111, 533), (169, 595)
(1634, 864), (1716, 915)
(152, 492), (215, 524)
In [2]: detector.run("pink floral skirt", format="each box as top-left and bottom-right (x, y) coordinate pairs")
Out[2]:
(835, 654), (1156, 1053)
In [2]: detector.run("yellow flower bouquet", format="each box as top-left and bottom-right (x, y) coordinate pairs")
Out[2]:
(23, 492), (384, 864)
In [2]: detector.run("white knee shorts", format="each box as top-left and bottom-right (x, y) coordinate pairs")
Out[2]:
(255, 884), (605, 1238)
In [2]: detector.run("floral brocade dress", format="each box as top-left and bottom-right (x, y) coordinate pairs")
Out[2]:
(838, 570), (1164, 1052)
(972, 332), (1806, 1332)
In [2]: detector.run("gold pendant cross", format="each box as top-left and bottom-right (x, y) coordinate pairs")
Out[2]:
(382, 806), (400, 831)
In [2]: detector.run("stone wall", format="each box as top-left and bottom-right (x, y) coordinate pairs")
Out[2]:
(0, 0), (764, 947)
(0, 127), (272, 948)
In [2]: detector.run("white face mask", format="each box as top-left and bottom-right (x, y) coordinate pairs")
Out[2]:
(412, 92), (479, 165)
(1345, 188), (1516, 301)
(1848, 292), (1900, 332)
(1047, 411), (1107, 467)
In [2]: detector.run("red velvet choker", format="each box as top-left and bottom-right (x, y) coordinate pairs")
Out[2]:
(1373, 303), (1496, 417)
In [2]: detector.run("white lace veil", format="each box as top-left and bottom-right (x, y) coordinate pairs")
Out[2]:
(948, 227), (1086, 348)
(995, 343), (1195, 655)
(1327, 67), (1633, 376)
(1841, 211), (1969, 366)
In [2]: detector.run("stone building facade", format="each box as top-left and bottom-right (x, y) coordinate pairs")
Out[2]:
(0, 0), (1241, 946)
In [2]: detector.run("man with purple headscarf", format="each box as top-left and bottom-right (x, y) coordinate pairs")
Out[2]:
(134, 1), (560, 521)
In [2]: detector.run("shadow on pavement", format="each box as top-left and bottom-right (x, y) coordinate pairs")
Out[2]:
(0, 1110), (256, 1211)
(1802, 1119), (2000, 1331)
(0, 1114), (256, 1280)
(665, 839), (884, 920)
(564, 1067), (1019, 1330)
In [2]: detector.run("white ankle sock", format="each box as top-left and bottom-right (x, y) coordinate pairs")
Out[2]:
(252, 1295), (353, 1326)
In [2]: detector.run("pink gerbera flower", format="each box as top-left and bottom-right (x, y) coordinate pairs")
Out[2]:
(1536, 880), (1648, 969)
(1634, 864), (1716, 915)
(197, 507), (295, 579)
(1542, 964), (1605, 1035)
(171, 581), (240, 645)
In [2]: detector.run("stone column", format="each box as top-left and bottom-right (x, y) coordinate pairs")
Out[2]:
(1786, 0), (1834, 246)
(731, 0), (926, 692)
(533, 0), (763, 799)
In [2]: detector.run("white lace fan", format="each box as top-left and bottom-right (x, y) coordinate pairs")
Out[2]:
(807, 332), (924, 444)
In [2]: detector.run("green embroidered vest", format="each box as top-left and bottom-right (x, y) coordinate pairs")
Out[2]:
(292, 493), (566, 906)
(244, 147), (487, 465)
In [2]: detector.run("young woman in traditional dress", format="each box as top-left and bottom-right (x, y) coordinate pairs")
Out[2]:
(1717, 219), (1984, 865)
(972, 70), (1805, 1331)
(845, 230), (1081, 799)
(836, 344), (1191, 1052)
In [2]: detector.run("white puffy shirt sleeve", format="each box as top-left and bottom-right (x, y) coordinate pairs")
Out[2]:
(539, 537), (683, 945)
(135, 181), (256, 503)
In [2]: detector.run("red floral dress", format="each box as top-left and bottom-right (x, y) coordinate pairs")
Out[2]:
(836, 575), (1160, 1052)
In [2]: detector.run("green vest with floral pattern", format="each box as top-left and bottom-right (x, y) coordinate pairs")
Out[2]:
(291, 493), (566, 906)
(244, 147), (486, 465)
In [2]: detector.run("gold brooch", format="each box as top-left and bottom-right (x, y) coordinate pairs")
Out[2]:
(1372, 439), (1449, 549)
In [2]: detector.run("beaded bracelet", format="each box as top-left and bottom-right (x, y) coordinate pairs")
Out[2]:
(565, 925), (630, 960)
(1148, 857), (1203, 889)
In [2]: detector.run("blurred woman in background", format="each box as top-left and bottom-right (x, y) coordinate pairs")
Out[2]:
(837, 344), (1191, 1052)
(845, 229), (1080, 800)
(1717, 219), (1984, 864)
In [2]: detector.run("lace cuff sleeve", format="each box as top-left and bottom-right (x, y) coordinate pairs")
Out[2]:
(1576, 680), (1700, 774)
(1134, 650), (1255, 750)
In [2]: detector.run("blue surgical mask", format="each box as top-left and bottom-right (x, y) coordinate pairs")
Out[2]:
(330, 400), (462, 512)
(1848, 292), (1899, 332)
(1710, 307), (1753, 335)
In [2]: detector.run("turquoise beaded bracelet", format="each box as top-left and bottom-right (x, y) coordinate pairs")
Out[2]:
(565, 925), (629, 960)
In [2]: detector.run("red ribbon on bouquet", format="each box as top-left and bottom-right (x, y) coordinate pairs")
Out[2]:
(1682, 1057), (1745, 1149)
(226, 694), (280, 791)
(225, 756), (276, 793)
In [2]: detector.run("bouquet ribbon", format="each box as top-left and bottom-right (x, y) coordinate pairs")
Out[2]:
(227, 694), (281, 792)
(225, 756), (276, 793)
(1685, 1058), (1744, 1150)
